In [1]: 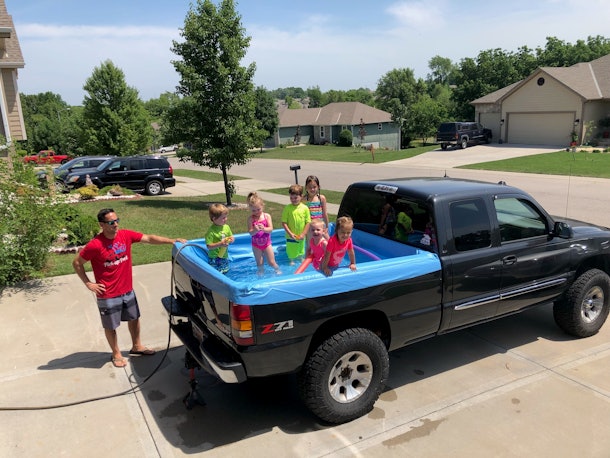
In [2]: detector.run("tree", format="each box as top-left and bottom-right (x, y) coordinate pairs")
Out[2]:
(20, 92), (74, 154)
(168, 0), (260, 205)
(426, 56), (457, 86)
(80, 60), (152, 156)
(409, 95), (447, 145)
(254, 86), (279, 142)
(375, 68), (426, 136)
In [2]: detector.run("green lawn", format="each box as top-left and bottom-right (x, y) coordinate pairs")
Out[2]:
(459, 149), (610, 178)
(45, 195), (327, 277)
(253, 143), (438, 163)
(173, 169), (248, 181)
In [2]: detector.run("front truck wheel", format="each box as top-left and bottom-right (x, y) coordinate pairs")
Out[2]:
(298, 328), (389, 424)
(553, 269), (610, 337)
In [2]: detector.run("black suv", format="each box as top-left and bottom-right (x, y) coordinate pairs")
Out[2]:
(37, 155), (114, 189)
(436, 122), (492, 150)
(63, 155), (176, 196)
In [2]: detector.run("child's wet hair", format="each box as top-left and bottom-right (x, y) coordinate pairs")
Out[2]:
(209, 203), (228, 221)
(335, 216), (353, 231)
(289, 184), (303, 195)
(247, 191), (264, 207)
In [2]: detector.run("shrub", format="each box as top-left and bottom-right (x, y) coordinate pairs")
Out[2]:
(54, 204), (99, 247)
(338, 129), (353, 147)
(77, 185), (99, 200)
(0, 155), (61, 286)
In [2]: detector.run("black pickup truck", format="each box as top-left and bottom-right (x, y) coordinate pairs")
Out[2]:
(164, 177), (610, 424)
(437, 121), (492, 150)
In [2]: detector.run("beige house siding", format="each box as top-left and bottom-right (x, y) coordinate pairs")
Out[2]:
(0, 0), (26, 144)
(501, 74), (581, 146)
(1, 68), (25, 140)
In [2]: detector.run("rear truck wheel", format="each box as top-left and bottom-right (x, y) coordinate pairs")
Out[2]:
(441, 143), (448, 150)
(484, 134), (490, 144)
(460, 138), (468, 149)
(298, 328), (389, 424)
(553, 269), (610, 337)
(146, 179), (164, 196)
(60, 159), (69, 164)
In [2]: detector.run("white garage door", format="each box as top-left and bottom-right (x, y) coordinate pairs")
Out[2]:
(507, 112), (574, 146)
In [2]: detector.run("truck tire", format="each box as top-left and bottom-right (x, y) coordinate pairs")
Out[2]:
(460, 138), (468, 149)
(146, 180), (164, 196)
(553, 269), (610, 337)
(298, 327), (389, 424)
(440, 143), (448, 150)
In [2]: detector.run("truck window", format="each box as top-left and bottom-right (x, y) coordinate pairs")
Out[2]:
(450, 199), (491, 251)
(494, 197), (548, 242)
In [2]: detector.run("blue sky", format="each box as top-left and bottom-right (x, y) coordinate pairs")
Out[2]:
(9, 0), (610, 105)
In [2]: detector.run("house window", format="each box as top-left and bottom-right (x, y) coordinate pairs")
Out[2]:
(378, 123), (382, 130)
(341, 125), (347, 131)
(537, 77), (545, 86)
(320, 126), (325, 138)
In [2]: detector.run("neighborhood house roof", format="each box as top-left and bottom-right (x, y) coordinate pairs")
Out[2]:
(279, 102), (392, 128)
(0, 0), (24, 68)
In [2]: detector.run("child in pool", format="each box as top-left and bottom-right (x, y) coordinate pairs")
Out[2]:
(304, 175), (329, 237)
(282, 184), (311, 264)
(205, 203), (234, 274)
(320, 216), (356, 277)
(247, 192), (281, 275)
(304, 219), (328, 271)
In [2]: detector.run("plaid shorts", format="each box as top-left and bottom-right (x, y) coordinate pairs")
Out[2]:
(96, 290), (140, 330)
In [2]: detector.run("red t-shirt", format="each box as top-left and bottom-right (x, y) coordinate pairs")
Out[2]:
(79, 229), (143, 299)
(325, 235), (353, 267)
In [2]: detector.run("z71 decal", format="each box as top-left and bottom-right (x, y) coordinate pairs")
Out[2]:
(261, 320), (294, 334)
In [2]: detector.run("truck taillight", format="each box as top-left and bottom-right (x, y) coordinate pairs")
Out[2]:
(169, 165), (173, 174)
(230, 303), (254, 345)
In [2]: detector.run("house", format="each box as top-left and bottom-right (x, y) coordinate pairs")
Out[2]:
(472, 54), (610, 147)
(271, 102), (400, 150)
(0, 0), (26, 152)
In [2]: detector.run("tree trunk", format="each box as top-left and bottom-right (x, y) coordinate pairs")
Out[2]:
(222, 164), (232, 206)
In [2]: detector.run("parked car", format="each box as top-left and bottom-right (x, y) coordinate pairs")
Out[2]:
(23, 150), (72, 165)
(436, 122), (492, 150)
(62, 155), (176, 196)
(158, 145), (178, 153)
(37, 155), (114, 188)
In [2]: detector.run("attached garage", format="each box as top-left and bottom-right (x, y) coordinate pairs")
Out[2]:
(506, 112), (574, 146)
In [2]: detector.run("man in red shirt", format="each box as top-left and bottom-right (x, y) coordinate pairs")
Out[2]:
(73, 208), (186, 368)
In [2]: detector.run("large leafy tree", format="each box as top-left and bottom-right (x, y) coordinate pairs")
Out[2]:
(168, 0), (260, 205)
(20, 92), (75, 154)
(375, 68), (427, 143)
(254, 86), (279, 142)
(80, 60), (152, 156)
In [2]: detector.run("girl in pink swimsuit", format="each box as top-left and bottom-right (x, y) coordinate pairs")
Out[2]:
(306, 220), (328, 270)
(247, 192), (281, 275)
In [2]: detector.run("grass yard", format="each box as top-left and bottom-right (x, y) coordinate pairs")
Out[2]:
(253, 142), (437, 163)
(459, 149), (610, 178)
(173, 169), (248, 181)
(44, 194), (331, 278)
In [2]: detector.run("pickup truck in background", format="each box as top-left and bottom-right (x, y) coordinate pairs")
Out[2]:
(23, 150), (71, 165)
(437, 122), (492, 150)
(164, 177), (610, 424)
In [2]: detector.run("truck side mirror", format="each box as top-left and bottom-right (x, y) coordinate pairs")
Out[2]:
(552, 221), (573, 239)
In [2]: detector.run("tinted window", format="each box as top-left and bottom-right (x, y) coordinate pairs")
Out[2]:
(494, 197), (548, 242)
(450, 199), (491, 251)
(145, 158), (166, 168)
(439, 123), (457, 133)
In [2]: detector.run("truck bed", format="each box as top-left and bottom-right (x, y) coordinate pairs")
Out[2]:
(172, 227), (441, 306)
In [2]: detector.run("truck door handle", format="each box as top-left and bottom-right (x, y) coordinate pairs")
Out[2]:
(503, 255), (517, 265)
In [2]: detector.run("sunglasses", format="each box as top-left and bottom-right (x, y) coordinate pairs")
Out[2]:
(101, 219), (120, 226)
